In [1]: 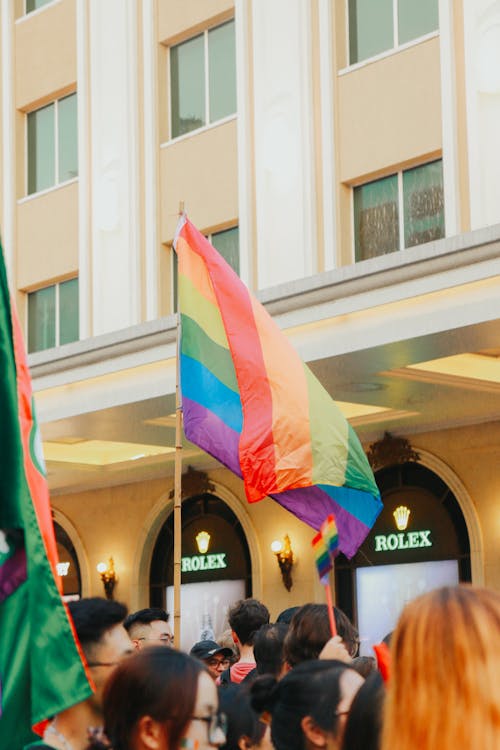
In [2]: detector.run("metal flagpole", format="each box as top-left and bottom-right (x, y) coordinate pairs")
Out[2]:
(173, 201), (185, 648)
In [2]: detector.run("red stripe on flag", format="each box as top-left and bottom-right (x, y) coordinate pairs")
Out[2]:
(181, 220), (278, 501)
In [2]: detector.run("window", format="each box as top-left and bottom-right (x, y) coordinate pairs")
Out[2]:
(211, 226), (240, 275)
(348, 0), (439, 64)
(170, 20), (236, 138)
(27, 93), (78, 195)
(354, 160), (444, 261)
(26, 0), (53, 12)
(28, 278), (79, 353)
(172, 226), (239, 312)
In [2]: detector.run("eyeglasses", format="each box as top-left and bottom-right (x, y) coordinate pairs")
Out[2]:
(190, 712), (227, 743)
(137, 635), (174, 645)
(87, 660), (120, 668)
(206, 658), (231, 669)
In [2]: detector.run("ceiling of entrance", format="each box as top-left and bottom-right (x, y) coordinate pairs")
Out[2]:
(38, 320), (500, 495)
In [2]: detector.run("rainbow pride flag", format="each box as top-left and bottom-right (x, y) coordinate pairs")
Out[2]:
(174, 217), (382, 557)
(321, 514), (339, 558)
(312, 531), (333, 583)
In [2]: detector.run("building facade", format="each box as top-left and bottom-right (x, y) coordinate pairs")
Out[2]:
(1, 0), (499, 649)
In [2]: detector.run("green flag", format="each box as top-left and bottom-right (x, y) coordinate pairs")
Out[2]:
(0, 241), (92, 749)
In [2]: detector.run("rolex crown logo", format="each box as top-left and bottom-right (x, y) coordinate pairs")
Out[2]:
(393, 505), (410, 531)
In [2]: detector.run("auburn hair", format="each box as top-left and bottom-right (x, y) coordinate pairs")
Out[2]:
(381, 585), (500, 750)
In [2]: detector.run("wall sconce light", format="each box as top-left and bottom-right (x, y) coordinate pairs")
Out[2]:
(393, 506), (411, 531)
(271, 534), (294, 591)
(96, 557), (117, 599)
(196, 530), (211, 555)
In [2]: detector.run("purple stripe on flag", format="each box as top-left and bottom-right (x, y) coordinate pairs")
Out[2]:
(271, 485), (371, 559)
(0, 546), (27, 604)
(183, 397), (242, 477)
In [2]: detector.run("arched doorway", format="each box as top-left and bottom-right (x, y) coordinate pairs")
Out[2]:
(335, 462), (471, 654)
(149, 493), (252, 651)
(54, 521), (82, 600)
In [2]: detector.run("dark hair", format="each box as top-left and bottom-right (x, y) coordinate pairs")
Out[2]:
(219, 684), (266, 750)
(123, 607), (169, 632)
(351, 656), (377, 678)
(341, 671), (384, 750)
(251, 660), (355, 750)
(253, 623), (288, 676)
(97, 647), (204, 750)
(276, 606), (300, 625)
(68, 598), (128, 655)
(283, 604), (359, 666)
(228, 599), (270, 646)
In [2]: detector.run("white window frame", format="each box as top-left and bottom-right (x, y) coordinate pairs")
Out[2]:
(352, 160), (444, 261)
(25, 92), (78, 197)
(168, 19), (236, 142)
(26, 277), (79, 352)
(344, 0), (439, 71)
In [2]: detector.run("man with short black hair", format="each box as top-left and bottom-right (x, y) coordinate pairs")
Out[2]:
(26, 597), (132, 750)
(219, 598), (270, 685)
(124, 607), (173, 650)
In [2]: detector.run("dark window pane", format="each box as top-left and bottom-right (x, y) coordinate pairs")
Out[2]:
(212, 226), (240, 275)
(59, 278), (79, 345)
(27, 103), (55, 194)
(349, 0), (393, 64)
(28, 286), (56, 353)
(354, 175), (399, 261)
(403, 160), (444, 248)
(58, 94), (78, 183)
(209, 21), (237, 122)
(170, 34), (205, 137)
(398, 0), (439, 45)
(26, 0), (53, 12)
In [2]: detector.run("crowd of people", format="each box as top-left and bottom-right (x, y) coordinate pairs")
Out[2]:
(27, 584), (500, 750)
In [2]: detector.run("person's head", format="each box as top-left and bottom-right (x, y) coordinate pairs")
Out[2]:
(340, 672), (384, 750)
(123, 608), (173, 650)
(228, 599), (270, 648)
(219, 684), (272, 750)
(251, 660), (363, 750)
(217, 629), (240, 664)
(284, 604), (359, 667)
(276, 606), (300, 625)
(351, 656), (377, 679)
(381, 585), (500, 750)
(191, 640), (234, 681)
(68, 597), (132, 712)
(253, 623), (289, 677)
(99, 647), (226, 750)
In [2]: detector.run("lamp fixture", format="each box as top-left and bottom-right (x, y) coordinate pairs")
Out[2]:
(271, 534), (294, 591)
(196, 530), (211, 555)
(393, 506), (411, 531)
(96, 557), (117, 599)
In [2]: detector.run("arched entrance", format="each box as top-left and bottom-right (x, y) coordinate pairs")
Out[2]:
(335, 461), (471, 654)
(54, 521), (82, 600)
(150, 493), (252, 651)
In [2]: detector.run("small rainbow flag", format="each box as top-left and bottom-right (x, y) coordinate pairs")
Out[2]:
(321, 514), (339, 559)
(312, 531), (332, 584)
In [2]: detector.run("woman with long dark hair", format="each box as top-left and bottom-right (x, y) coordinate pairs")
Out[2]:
(251, 660), (363, 750)
(87, 647), (226, 750)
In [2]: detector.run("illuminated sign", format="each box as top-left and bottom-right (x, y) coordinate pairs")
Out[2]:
(56, 561), (70, 576)
(374, 530), (432, 552)
(181, 553), (227, 573)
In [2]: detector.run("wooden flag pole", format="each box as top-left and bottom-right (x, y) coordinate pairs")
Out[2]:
(173, 202), (185, 648)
